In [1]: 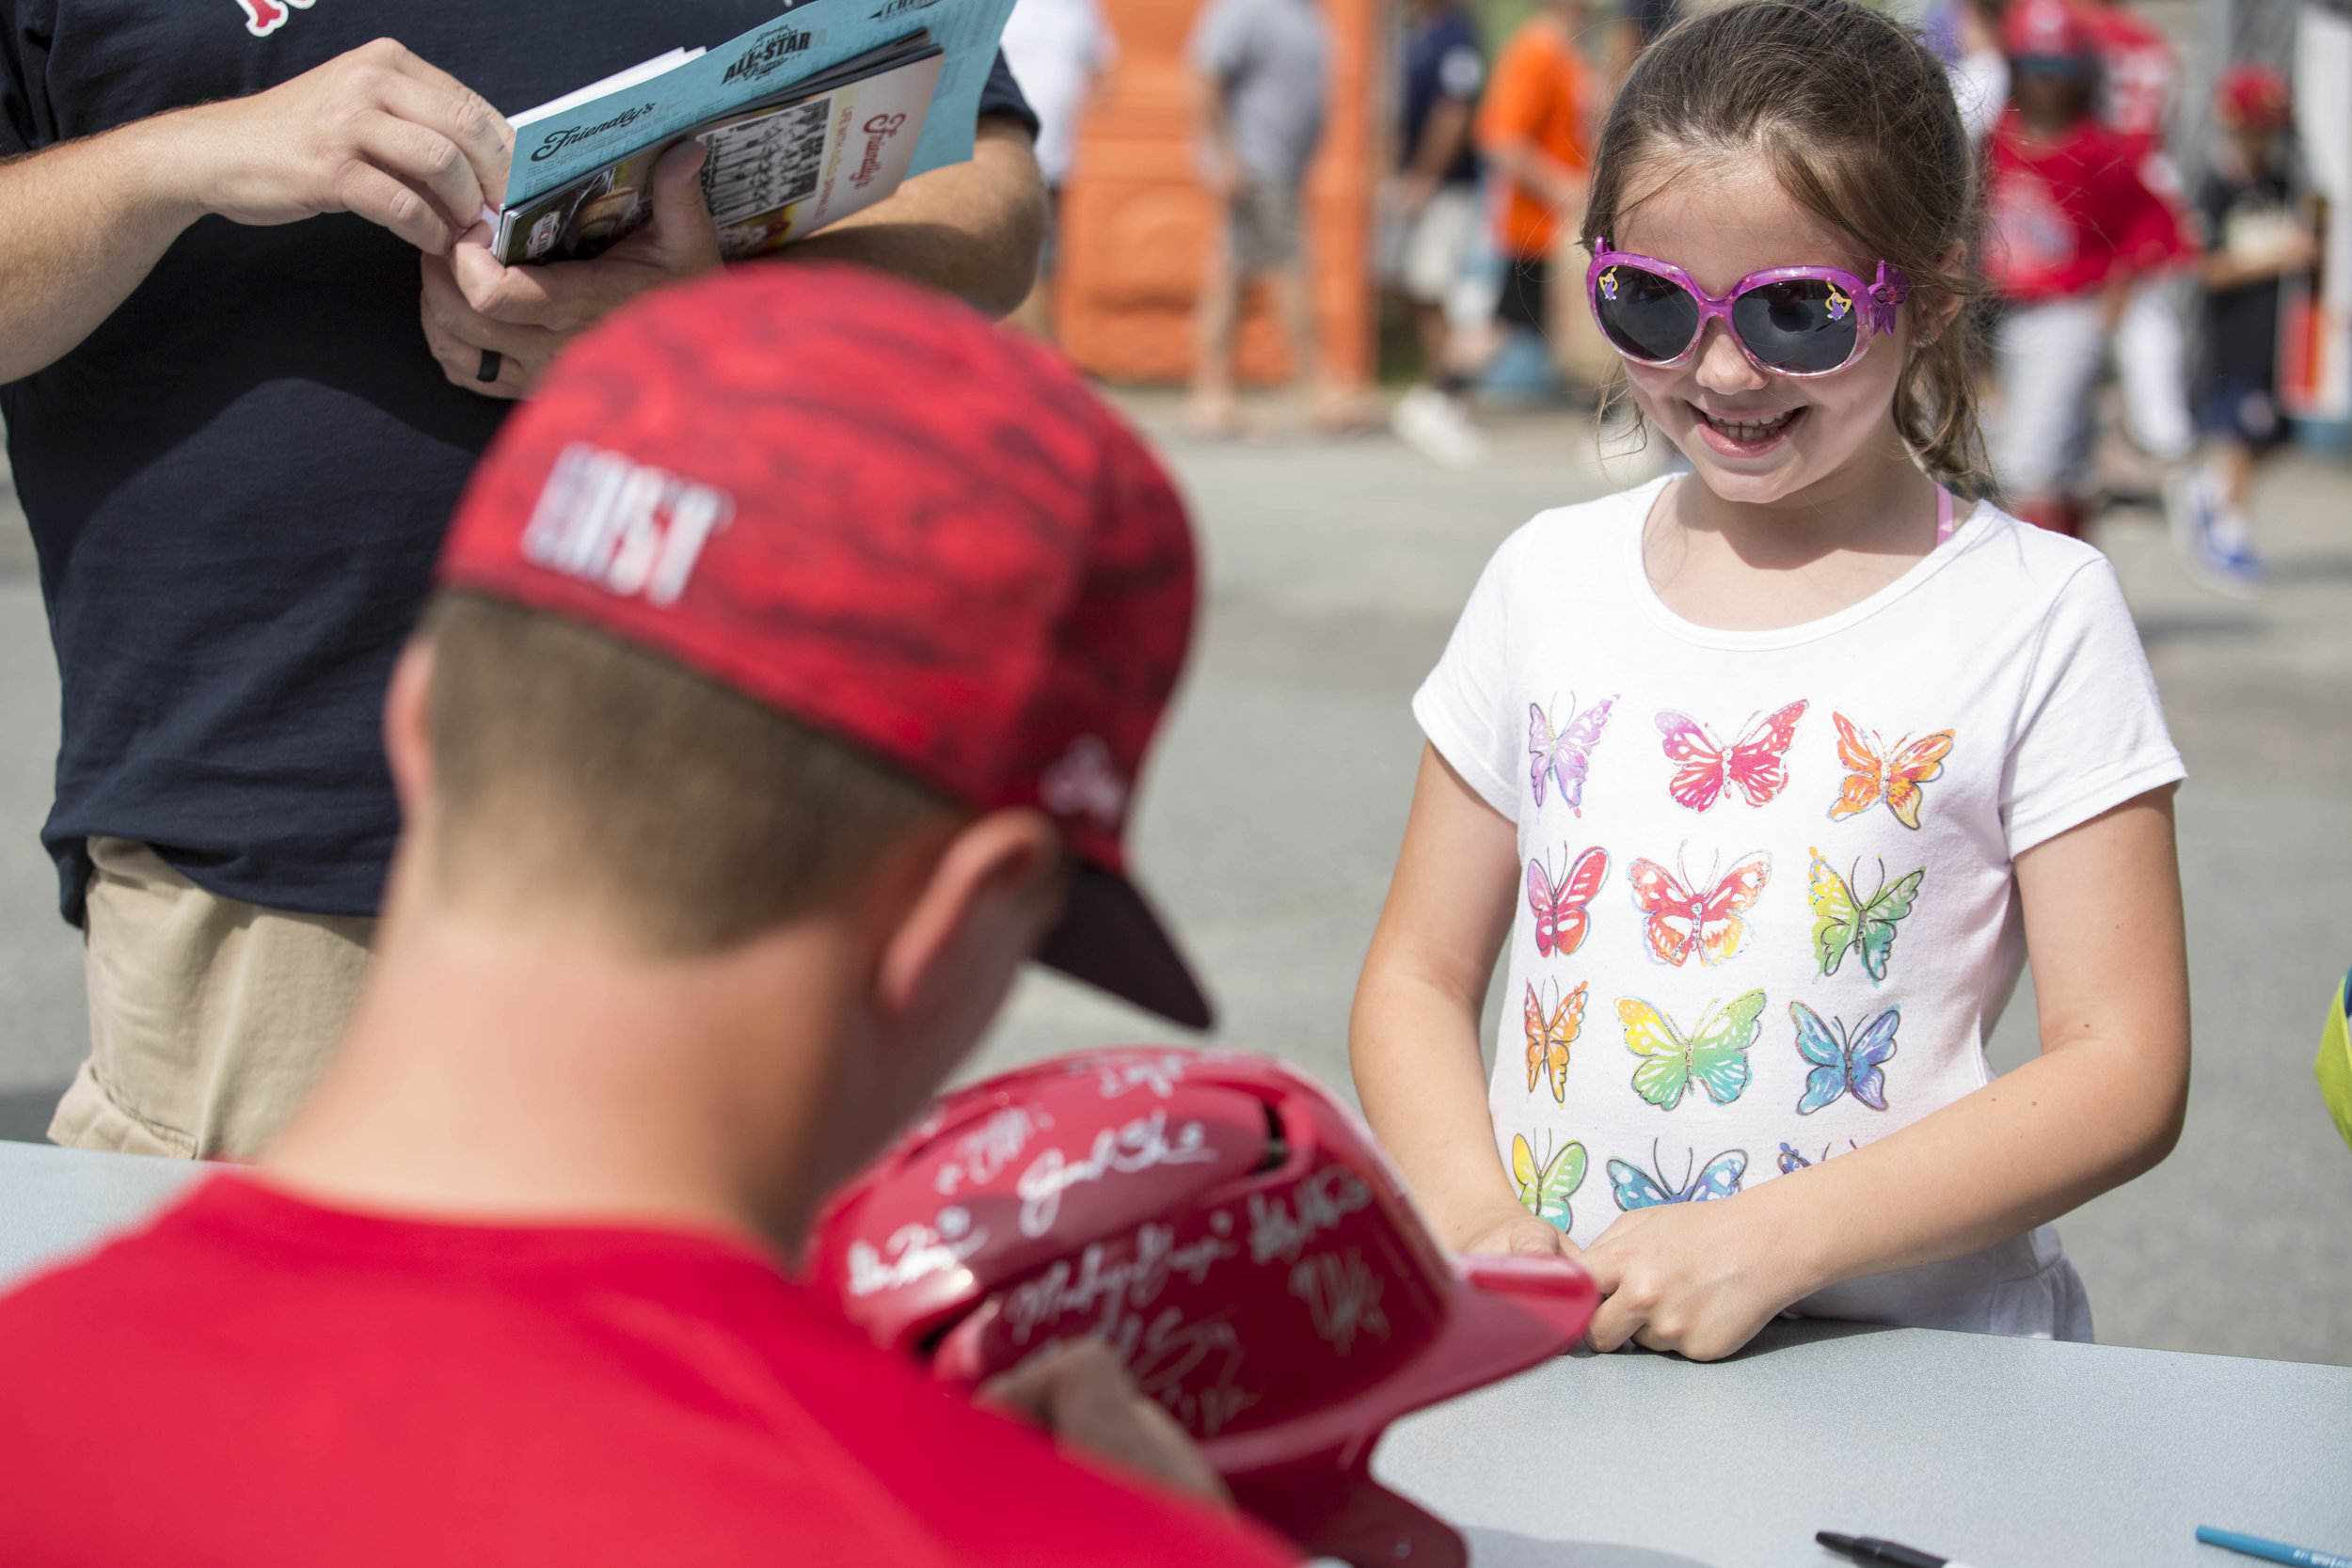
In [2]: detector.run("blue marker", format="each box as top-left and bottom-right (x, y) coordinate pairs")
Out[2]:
(2197, 1526), (2352, 1568)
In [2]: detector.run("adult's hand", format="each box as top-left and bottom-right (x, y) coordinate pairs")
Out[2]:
(0, 36), (508, 382)
(178, 38), (511, 254)
(420, 139), (722, 399)
(981, 1340), (1232, 1507)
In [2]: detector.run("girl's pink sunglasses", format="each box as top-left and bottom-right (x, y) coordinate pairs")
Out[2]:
(1585, 239), (1912, 378)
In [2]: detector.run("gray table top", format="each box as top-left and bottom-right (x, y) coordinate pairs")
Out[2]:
(1375, 1320), (2352, 1568)
(2, 1140), (2344, 1568)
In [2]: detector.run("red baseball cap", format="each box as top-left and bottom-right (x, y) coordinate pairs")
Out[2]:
(2215, 62), (2291, 131)
(2004, 0), (2094, 64)
(436, 263), (1213, 1028)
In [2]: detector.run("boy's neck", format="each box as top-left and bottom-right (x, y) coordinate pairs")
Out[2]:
(262, 876), (856, 1256)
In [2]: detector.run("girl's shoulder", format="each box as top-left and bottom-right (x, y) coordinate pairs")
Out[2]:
(1947, 500), (2120, 606)
(1487, 477), (1666, 576)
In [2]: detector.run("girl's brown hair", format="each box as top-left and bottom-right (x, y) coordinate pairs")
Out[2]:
(1580, 0), (1994, 499)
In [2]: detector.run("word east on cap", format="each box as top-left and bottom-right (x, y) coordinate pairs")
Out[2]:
(809, 1049), (1602, 1568)
(436, 263), (1211, 1027)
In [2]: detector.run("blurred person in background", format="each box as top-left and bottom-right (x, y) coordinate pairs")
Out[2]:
(1474, 0), (1600, 365)
(1388, 0), (1490, 468)
(1983, 0), (2187, 535)
(1187, 0), (1346, 435)
(2172, 62), (2315, 591)
(2079, 0), (2201, 479)
(1002, 0), (1116, 340)
(1602, 0), (1677, 94)
(1941, 0), (2012, 149)
(0, 10), (1044, 1162)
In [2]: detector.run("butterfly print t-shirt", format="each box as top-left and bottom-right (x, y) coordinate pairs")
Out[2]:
(1414, 477), (2183, 1338)
(0, 1176), (1295, 1567)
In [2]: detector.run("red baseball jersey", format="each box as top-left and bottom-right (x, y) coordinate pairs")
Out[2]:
(2082, 2), (2177, 165)
(1983, 110), (2188, 303)
(0, 1177), (1296, 1568)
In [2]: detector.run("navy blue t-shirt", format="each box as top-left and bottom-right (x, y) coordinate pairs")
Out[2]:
(1401, 6), (1481, 187)
(0, 2), (1032, 924)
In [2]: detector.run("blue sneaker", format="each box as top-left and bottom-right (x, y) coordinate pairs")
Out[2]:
(2169, 468), (2264, 596)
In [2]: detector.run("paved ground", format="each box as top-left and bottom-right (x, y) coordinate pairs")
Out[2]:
(2, 402), (2347, 1365)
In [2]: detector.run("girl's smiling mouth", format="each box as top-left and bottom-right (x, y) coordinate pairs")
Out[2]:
(1689, 403), (1805, 453)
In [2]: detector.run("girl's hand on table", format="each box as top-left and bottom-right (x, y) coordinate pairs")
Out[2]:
(1577, 1199), (1808, 1361)
(1454, 1206), (1576, 1260)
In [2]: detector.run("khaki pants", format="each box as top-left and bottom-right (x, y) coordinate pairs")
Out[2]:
(48, 838), (374, 1160)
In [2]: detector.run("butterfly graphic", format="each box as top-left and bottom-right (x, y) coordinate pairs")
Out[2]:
(1529, 694), (1617, 815)
(1528, 846), (1609, 958)
(1827, 711), (1954, 830)
(1607, 1141), (1748, 1211)
(1807, 847), (1924, 984)
(1654, 700), (1809, 813)
(1626, 847), (1772, 966)
(1776, 1139), (1858, 1174)
(1512, 1131), (1588, 1229)
(1525, 978), (1588, 1103)
(1617, 990), (1766, 1110)
(1790, 1001), (1900, 1114)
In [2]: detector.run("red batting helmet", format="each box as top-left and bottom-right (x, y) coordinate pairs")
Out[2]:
(807, 1049), (1598, 1568)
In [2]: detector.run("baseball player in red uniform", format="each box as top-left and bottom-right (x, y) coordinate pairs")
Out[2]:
(0, 263), (1295, 1568)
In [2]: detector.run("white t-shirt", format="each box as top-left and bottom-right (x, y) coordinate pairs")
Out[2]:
(1412, 478), (2185, 1338)
(1001, 0), (1114, 186)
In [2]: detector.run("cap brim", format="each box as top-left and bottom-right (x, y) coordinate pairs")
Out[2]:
(1199, 1252), (1595, 1481)
(1389, 1253), (1598, 1411)
(1036, 863), (1215, 1030)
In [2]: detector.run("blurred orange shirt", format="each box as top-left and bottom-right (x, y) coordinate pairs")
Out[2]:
(1474, 15), (1595, 261)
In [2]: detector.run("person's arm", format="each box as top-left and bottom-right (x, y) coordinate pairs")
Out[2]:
(782, 119), (1046, 314)
(1473, 32), (1586, 214)
(0, 39), (508, 384)
(1351, 744), (1569, 1259)
(1478, 138), (1584, 213)
(1398, 94), (1472, 213)
(422, 119), (1047, 398)
(1193, 67), (1239, 198)
(1578, 788), (2190, 1361)
(2201, 223), (2317, 291)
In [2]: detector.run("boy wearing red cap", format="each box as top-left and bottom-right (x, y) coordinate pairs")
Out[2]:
(0, 264), (1290, 1567)
(2172, 62), (2314, 591)
(1984, 0), (2191, 535)
(2074, 0), (2201, 484)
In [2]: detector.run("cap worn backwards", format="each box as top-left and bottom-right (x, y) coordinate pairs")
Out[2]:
(436, 263), (1213, 1028)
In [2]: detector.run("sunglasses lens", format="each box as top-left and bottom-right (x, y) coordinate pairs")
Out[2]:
(1730, 278), (1863, 374)
(1593, 264), (1700, 363)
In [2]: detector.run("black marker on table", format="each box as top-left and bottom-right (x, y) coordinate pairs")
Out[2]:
(1818, 1531), (1981, 1568)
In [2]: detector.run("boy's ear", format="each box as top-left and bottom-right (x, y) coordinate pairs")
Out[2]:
(383, 639), (438, 821)
(873, 809), (1068, 1027)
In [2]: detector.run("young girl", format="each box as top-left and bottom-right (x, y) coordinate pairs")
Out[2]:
(1349, 0), (2190, 1361)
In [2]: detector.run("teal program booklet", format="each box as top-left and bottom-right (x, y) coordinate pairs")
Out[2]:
(487, 0), (1016, 265)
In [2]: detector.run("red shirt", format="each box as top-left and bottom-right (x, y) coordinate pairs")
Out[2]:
(0, 1178), (1296, 1568)
(1983, 110), (2188, 303)
(2080, 2), (2176, 166)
